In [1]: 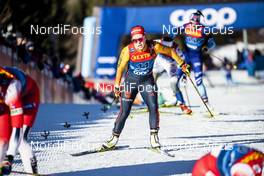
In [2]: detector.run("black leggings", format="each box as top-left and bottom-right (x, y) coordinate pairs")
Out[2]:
(113, 73), (159, 135)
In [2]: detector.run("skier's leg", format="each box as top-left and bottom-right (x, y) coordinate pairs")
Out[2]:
(103, 76), (138, 149)
(4, 79), (24, 163)
(161, 56), (179, 106)
(175, 50), (192, 114)
(18, 125), (38, 174)
(19, 106), (39, 173)
(192, 54), (208, 102)
(139, 77), (160, 148)
(3, 127), (21, 174)
(175, 70), (192, 114)
(0, 105), (12, 174)
(6, 127), (22, 160)
(18, 76), (40, 174)
(0, 109), (11, 162)
(7, 76), (39, 174)
(2, 77), (38, 174)
(113, 81), (138, 135)
(0, 141), (8, 162)
(175, 69), (185, 104)
(140, 81), (159, 129)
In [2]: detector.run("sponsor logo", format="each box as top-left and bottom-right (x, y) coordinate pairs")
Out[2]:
(131, 53), (151, 61)
(170, 7), (237, 28)
(133, 69), (148, 75)
(129, 47), (135, 53)
(185, 27), (202, 37)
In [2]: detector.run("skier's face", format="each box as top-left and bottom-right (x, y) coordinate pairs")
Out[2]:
(190, 14), (200, 25)
(132, 34), (146, 51)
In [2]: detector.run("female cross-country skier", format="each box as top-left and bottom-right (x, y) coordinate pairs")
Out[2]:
(102, 25), (190, 150)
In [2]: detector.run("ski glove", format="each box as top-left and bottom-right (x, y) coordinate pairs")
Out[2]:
(181, 63), (191, 76)
(114, 85), (121, 98)
(0, 160), (12, 175)
(202, 46), (208, 53)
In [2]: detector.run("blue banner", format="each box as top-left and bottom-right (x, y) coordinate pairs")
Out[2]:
(93, 1), (264, 79)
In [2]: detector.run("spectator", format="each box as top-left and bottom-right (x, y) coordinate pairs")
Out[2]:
(236, 49), (243, 69)
(24, 40), (35, 64)
(254, 49), (264, 71)
(223, 57), (234, 85)
(245, 49), (256, 77)
(16, 34), (27, 63)
(72, 72), (85, 93)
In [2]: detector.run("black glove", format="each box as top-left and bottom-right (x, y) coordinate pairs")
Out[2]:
(202, 46), (208, 53)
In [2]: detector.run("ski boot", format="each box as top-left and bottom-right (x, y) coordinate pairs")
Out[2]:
(150, 129), (161, 149)
(202, 98), (218, 116)
(1, 155), (13, 175)
(180, 104), (192, 115)
(102, 133), (119, 150)
(202, 98), (213, 111)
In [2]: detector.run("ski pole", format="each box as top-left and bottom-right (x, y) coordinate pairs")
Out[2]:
(109, 96), (117, 107)
(187, 75), (214, 117)
(104, 96), (117, 110)
(182, 78), (191, 109)
(103, 86), (123, 112)
(209, 53), (237, 70)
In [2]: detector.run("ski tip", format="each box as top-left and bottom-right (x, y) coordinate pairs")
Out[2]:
(186, 112), (193, 116)
(201, 111), (220, 118)
(209, 114), (214, 118)
(149, 148), (175, 157)
(70, 145), (130, 156)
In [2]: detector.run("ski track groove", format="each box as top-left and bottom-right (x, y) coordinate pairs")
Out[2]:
(11, 71), (264, 175)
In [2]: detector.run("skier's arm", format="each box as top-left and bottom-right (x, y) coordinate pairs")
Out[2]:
(202, 31), (216, 52)
(115, 46), (130, 86)
(206, 37), (216, 50)
(154, 42), (185, 66)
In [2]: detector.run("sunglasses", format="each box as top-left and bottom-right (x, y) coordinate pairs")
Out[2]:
(132, 38), (144, 43)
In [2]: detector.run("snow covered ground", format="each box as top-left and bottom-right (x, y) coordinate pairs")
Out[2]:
(12, 70), (264, 176)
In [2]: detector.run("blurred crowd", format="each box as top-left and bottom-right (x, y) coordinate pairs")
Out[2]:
(236, 48), (264, 77)
(1, 25), (263, 104)
(0, 26), (112, 104)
